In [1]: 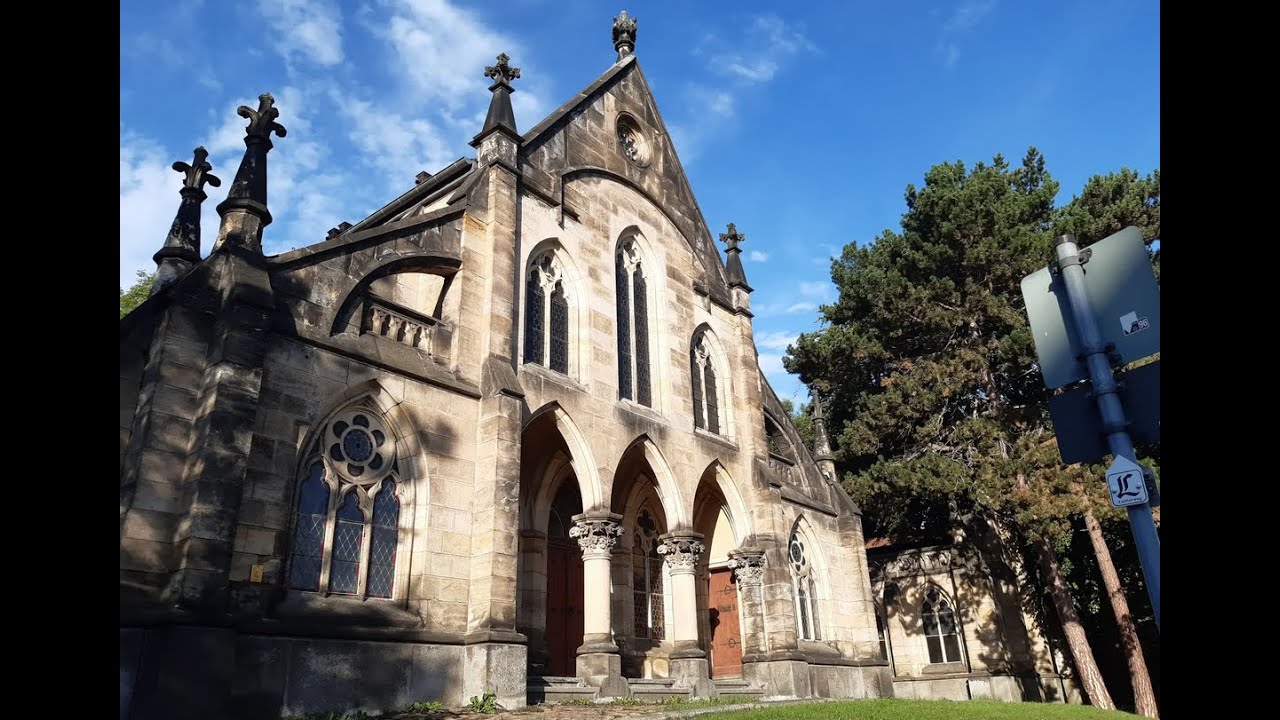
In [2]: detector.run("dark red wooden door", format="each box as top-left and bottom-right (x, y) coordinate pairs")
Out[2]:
(546, 542), (584, 676)
(708, 567), (743, 678)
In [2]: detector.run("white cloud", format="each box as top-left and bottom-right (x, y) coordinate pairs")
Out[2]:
(120, 131), (181, 289)
(756, 330), (798, 351)
(335, 93), (454, 192)
(709, 91), (734, 116)
(257, 0), (345, 67)
(938, 0), (996, 67)
(799, 280), (832, 300)
(748, 250), (769, 262)
(757, 352), (785, 376)
(944, 0), (997, 33)
(381, 0), (525, 111)
(785, 302), (817, 314)
(707, 14), (815, 85)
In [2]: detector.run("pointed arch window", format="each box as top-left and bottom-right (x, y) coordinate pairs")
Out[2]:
(922, 587), (962, 664)
(632, 507), (665, 640)
(789, 528), (821, 640)
(690, 332), (721, 434)
(525, 251), (569, 374)
(288, 406), (403, 599)
(616, 239), (651, 406)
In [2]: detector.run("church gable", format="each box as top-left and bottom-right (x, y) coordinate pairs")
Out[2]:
(519, 57), (732, 307)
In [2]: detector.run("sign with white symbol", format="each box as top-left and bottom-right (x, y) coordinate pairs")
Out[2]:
(1106, 456), (1149, 508)
(1120, 311), (1150, 336)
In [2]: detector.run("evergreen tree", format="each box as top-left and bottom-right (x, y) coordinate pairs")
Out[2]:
(785, 148), (1119, 708)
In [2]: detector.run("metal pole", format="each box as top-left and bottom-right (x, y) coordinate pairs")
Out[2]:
(1054, 233), (1161, 632)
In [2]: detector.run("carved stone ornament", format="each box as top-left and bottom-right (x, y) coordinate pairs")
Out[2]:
(324, 408), (396, 486)
(238, 93), (287, 141)
(727, 551), (766, 586)
(613, 10), (637, 58)
(720, 223), (745, 252)
(657, 536), (705, 570)
(173, 146), (221, 194)
(570, 517), (623, 554)
(484, 52), (521, 91)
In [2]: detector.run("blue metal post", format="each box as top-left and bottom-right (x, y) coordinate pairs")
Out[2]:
(1054, 233), (1160, 632)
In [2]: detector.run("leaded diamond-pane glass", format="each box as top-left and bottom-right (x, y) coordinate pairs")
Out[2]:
(550, 283), (569, 374)
(649, 591), (665, 640)
(798, 584), (811, 639)
(367, 480), (399, 599)
(616, 258), (632, 399)
(704, 363), (719, 434)
(289, 463), (329, 591)
(943, 633), (961, 662)
(690, 352), (704, 429)
(525, 273), (545, 365)
(633, 590), (649, 638)
(633, 268), (651, 406)
(330, 493), (364, 595)
(808, 577), (821, 640)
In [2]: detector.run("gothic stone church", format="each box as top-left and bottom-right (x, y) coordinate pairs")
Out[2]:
(119, 13), (1079, 720)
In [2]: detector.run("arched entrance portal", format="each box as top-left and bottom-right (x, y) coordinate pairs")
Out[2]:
(546, 482), (584, 675)
(694, 466), (744, 679)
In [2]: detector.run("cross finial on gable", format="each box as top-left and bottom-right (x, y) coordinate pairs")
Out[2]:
(720, 223), (745, 252)
(172, 146), (222, 193)
(238, 93), (287, 141)
(485, 53), (521, 92)
(613, 10), (637, 60)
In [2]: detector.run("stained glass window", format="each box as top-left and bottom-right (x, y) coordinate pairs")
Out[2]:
(367, 479), (399, 599)
(329, 492), (365, 595)
(704, 363), (719, 434)
(289, 405), (403, 600)
(633, 268), (651, 407)
(550, 282), (569, 374)
(789, 528), (821, 640)
(525, 272), (545, 366)
(690, 351), (704, 429)
(923, 587), (962, 664)
(616, 255), (633, 400)
(632, 508), (665, 640)
(289, 462), (329, 591)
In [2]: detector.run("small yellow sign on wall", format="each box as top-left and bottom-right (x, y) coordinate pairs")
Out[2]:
(250, 564), (264, 583)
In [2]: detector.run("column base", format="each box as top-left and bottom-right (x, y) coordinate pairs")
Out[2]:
(576, 651), (631, 699)
(669, 657), (718, 699)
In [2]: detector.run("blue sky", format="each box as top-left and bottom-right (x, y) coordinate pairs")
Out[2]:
(120, 0), (1160, 404)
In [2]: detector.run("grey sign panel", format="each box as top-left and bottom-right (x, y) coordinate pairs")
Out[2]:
(1021, 227), (1161, 388)
(1049, 360), (1160, 465)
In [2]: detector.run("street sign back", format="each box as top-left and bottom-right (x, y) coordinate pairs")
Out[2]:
(1021, 227), (1161, 388)
(1049, 359), (1161, 465)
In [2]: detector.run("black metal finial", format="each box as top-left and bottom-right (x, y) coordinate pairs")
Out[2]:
(484, 53), (521, 91)
(172, 146), (221, 193)
(237, 93), (288, 141)
(720, 223), (745, 252)
(613, 10), (637, 59)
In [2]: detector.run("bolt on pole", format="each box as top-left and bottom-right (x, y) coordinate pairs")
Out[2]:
(1054, 233), (1160, 631)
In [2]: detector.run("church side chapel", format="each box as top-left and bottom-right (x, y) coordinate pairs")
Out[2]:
(119, 12), (1077, 720)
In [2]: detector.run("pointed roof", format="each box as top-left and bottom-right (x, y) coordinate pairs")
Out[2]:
(472, 53), (521, 145)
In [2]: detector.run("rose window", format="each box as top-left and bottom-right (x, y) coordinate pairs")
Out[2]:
(327, 410), (394, 484)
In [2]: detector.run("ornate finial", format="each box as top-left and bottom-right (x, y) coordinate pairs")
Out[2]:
(720, 222), (745, 251)
(237, 93), (288, 141)
(171, 146), (222, 193)
(484, 53), (521, 91)
(613, 10), (637, 59)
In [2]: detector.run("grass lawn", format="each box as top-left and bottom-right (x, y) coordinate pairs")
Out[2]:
(697, 700), (1138, 720)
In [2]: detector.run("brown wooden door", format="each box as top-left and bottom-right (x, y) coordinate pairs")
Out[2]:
(708, 567), (743, 678)
(546, 542), (584, 676)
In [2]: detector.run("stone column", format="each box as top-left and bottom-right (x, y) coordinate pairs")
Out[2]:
(660, 531), (718, 698)
(570, 512), (630, 698)
(727, 548), (767, 658)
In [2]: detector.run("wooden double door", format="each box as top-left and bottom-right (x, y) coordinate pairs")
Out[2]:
(545, 540), (584, 676)
(708, 567), (743, 678)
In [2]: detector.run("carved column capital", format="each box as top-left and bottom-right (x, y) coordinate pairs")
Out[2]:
(570, 512), (623, 558)
(657, 531), (705, 574)
(727, 547), (767, 587)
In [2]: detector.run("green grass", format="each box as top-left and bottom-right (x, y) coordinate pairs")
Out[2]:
(696, 699), (1138, 720)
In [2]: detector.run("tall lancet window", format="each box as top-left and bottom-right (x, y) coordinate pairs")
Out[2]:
(525, 252), (569, 374)
(287, 405), (404, 599)
(690, 332), (720, 434)
(789, 527), (821, 640)
(615, 239), (652, 406)
(922, 587), (963, 664)
(632, 507), (665, 640)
